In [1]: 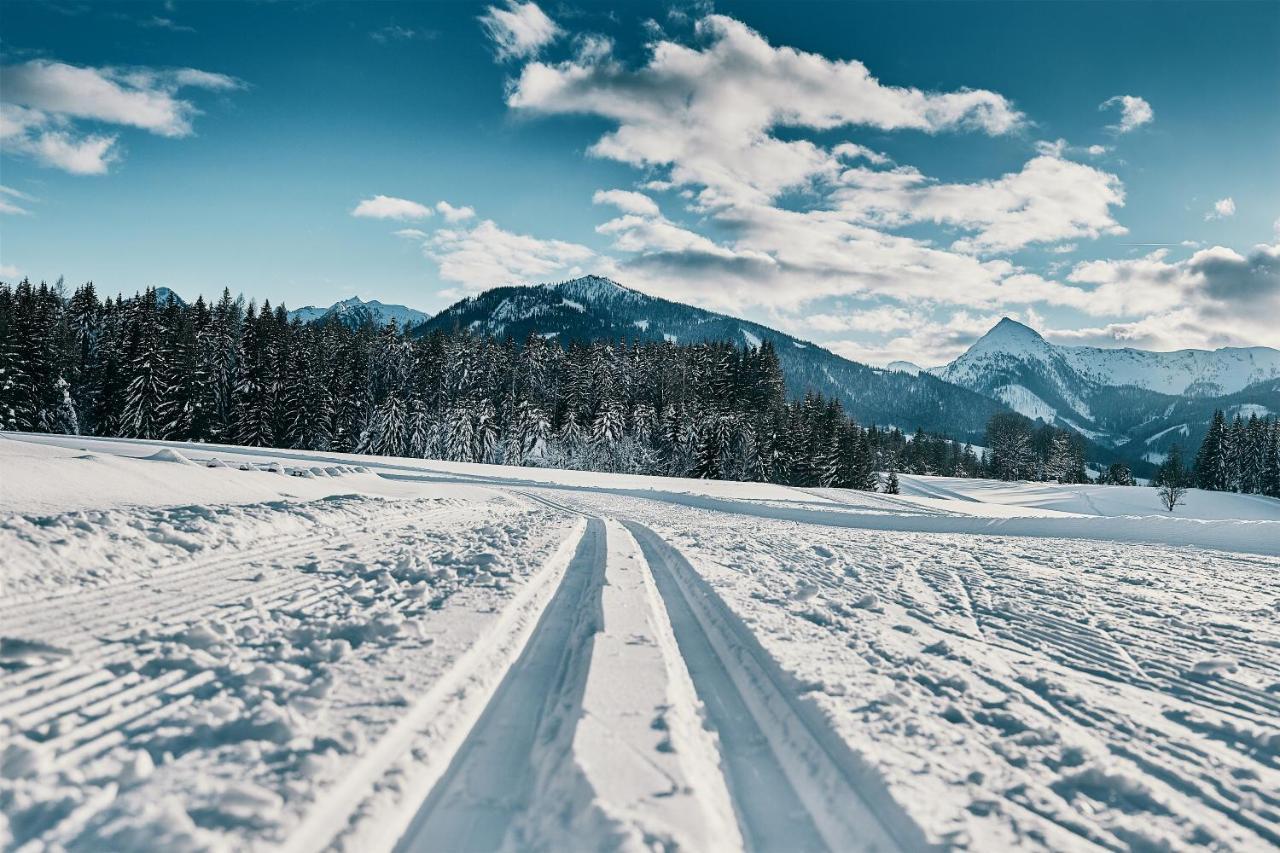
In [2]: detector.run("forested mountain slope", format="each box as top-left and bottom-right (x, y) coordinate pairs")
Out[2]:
(415, 276), (1008, 441)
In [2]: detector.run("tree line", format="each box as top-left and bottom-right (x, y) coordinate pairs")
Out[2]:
(14, 279), (1268, 496)
(0, 279), (962, 489)
(1187, 409), (1280, 496)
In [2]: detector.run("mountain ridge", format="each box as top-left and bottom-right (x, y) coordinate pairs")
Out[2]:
(287, 296), (429, 330)
(934, 316), (1280, 468)
(414, 275), (1010, 442)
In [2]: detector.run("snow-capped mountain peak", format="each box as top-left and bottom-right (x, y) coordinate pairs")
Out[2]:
(933, 317), (1280, 463)
(968, 317), (1053, 359)
(287, 296), (429, 330)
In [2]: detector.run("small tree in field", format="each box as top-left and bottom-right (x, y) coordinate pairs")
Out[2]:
(1157, 481), (1187, 512)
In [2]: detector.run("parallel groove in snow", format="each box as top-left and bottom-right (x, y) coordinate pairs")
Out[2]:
(392, 517), (608, 853)
(625, 520), (925, 853)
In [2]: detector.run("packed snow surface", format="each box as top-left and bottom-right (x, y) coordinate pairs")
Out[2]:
(2, 432), (1279, 852)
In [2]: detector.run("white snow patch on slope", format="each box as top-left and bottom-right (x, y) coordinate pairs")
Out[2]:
(992, 384), (1057, 422)
(1145, 423), (1190, 444)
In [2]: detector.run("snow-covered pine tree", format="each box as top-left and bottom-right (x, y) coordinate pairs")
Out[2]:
(1195, 410), (1228, 490)
(231, 301), (276, 447)
(120, 288), (166, 439)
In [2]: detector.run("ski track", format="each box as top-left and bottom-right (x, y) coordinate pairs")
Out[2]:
(557, 490), (1280, 851)
(4, 436), (1280, 852)
(0, 491), (579, 851)
(392, 517), (608, 853)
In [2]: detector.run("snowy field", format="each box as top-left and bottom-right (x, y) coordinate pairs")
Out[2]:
(2, 432), (1279, 852)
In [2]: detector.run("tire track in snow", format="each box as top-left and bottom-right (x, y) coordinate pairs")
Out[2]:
(624, 520), (926, 853)
(392, 517), (608, 853)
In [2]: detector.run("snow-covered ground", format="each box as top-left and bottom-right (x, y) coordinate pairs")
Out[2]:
(2, 432), (1279, 851)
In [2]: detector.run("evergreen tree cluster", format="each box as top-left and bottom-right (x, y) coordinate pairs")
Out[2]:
(0, 279), (956, 490)
(1192, 409), (1280, 497)
(982, 411), (1090, 483)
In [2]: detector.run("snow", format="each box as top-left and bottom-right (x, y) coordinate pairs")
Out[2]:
(992, 383), (1056, 423)
(631, 319), (650, 332)
(940, 316), (1280, 398)
(740, 328), (761, 348)
(891, 473), (1280, 521)
(287, 297), (429, 330)
(1145, 422), (1189, 444)
(886, 360), (922, 375)
(3, 432), (1280, 852)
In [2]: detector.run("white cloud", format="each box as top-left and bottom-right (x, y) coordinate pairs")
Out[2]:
(832, 142), (890, 166)
(0, 264), (22, 279)
(18, 130), (119, 175)
(1059, 241), (1280, 348)
(393, 228), (429, 240)
(1100, 95), (1153, 133)
(592, 188), (661, 217)
(352, 195), (434, 220)
(479, 1), (561, 62)
(487, 10), (1118, 325)
(435, 200), (476, 221)
(0, 60), (243, 174)
(0, 185), (34, 215)
(832, 154), (1127, 253)
(820, 309), (1021, 367)
(1205, 197), (1236, 220)
(423, 218), (599, 290)
(2, 61), (240, 137)
(509, 14), (1023, 207)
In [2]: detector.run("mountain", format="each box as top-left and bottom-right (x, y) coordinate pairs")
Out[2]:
(933, 317), (1280, 465)
(154, 286), (185, 306)
(288, 296), (428, 330)
(415, 276), (1009, 441)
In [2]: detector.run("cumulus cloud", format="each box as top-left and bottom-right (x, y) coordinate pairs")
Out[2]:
(352, 195), (434, 220)
(435, 201), (476, 221)
(592, 188), (661, 217)
(1205, 197), (1236, 220)
(424, 219), (598, 289)
(833, 154), (1127, 253)
(1100, 95), (1153, 133)
(824, 308), (1024, 368)
(1058, 241), (1280, 349)
(481, 10), (1124, 326)
(392, 11), (1265, 359)
(508, 14), (1023, 207)
(479, 1), (561, 61)
(0, 60), (243, 173)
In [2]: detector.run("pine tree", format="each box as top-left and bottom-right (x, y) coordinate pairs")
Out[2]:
(120, 288), (166, 439)
(1195, 410), (1229, 490)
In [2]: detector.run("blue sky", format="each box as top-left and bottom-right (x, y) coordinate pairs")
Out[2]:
(2, 0), (1278, 365)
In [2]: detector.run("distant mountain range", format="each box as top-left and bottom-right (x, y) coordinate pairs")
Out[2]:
(287, 296), (429, 330)
(230, 281), (1278, 469)
(927, 317), (1280, 465)
(414, 276), (1007, 441)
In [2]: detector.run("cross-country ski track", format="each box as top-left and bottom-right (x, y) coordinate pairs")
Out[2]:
(3, 433), (1280, 851)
